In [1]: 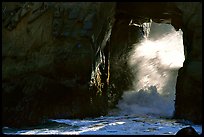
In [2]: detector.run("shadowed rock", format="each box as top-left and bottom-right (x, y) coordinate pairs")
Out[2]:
(176, 126), (199, 135)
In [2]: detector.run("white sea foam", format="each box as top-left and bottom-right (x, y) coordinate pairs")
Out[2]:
(117, 23), (185, 118)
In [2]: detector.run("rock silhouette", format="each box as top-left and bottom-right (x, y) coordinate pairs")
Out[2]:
(176, 126), (199, 135)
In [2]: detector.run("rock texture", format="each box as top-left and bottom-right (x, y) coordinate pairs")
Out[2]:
(108, 16), (145, 107)
(2, 2), (115, 127)
(174, 2), (202, 124)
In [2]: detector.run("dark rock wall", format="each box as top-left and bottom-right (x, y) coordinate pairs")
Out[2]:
(108, 15), (145, 107)
(174, 2), (202, 124)
(2, 2), (115, 127)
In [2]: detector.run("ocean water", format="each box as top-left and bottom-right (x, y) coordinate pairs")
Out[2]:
(2, 114), (202, 135)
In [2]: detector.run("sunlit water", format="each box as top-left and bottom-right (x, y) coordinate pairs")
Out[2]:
(2, 23), (202, 135)
(2, 114), (202, 135)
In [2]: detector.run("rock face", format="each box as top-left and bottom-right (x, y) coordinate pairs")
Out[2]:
(174, 2), (202, 124)
(2, 2), (115, 127)
(2, 2), (202, 128)
(108, 15), (145, 107)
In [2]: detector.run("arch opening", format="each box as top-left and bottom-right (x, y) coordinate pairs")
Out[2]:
(110, 20), (185, 118)
(109, 3), (202, 124)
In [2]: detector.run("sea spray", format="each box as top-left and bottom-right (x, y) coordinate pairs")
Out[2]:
(116, 22), (185, 118)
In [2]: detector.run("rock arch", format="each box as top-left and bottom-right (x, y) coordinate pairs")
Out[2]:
(110, 2), (202, 124)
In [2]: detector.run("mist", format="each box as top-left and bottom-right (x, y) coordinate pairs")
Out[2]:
(116, 22), (185, 118)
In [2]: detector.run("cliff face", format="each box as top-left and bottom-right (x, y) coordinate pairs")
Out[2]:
(2, 2), (115, 127)
(2, 2), (202, 128)
(174, 2), (202, 124)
